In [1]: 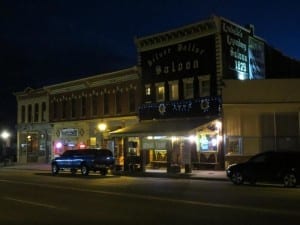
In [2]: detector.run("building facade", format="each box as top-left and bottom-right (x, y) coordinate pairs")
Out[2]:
(14, 16), (300, 171)
(15, 67), (141, 164)
(111, 15), (300, 172)
(223, 79), (300, 167)
(14, 87), (52, 163)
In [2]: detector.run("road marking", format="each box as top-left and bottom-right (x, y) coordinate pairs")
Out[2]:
(0, 179), (299, 216)
(2, 196), (66, 210)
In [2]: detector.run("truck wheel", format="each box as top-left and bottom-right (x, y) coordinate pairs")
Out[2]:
(51, 163), (59, 175)
(81, 164), (89, 176)
(100, 168), (108, 176)
(70, 168), (77, 175)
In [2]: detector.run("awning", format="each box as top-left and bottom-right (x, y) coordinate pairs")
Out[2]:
(110, 117), (218, 137)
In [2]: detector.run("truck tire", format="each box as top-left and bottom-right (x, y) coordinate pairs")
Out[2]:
(81, 164), (89, 176)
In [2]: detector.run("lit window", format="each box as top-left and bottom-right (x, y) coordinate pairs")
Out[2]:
(169, 81), (179, 100)
(145, 84), (151, 96)
(183, 78), (194, 99)
(155, 83), (165, 102)
(199, 75), (210, 97)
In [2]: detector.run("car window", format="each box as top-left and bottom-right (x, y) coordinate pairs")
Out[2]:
(62, 150), (74, 156)
(96, 149), (113, 157)
(249, 154), (268, 163)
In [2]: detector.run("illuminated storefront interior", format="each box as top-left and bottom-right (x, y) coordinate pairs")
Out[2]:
(111, 118), (222, 172)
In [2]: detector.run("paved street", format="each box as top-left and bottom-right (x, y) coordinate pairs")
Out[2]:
(0, 168), (299, 225)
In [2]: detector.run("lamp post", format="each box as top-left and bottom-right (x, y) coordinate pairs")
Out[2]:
(1, 130), (10, 143)
(1, 130), (11, 163)
(97, 122), (107, 148)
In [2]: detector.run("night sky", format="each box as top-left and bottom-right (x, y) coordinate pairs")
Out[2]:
(1, 0), (300, 129)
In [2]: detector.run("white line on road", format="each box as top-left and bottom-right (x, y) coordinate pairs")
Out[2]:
(2, 196), (67, 210)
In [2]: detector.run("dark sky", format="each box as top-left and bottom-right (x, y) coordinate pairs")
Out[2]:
(1, 0), (300, 128)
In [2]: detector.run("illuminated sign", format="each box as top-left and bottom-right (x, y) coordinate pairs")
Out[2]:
(139, 96), (221, 120)
(60, 128), (78, 137)
(248, 36), (265, 79)
(221, 20), (265, 80)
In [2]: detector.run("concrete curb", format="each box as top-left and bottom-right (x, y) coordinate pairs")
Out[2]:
(0, 163), (228, 181)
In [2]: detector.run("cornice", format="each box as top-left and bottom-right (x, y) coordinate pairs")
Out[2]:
(135, 18), (217, 52)
(44, 66), (139, 95)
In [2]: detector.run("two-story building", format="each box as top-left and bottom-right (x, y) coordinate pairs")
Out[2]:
(15, 67), (141, 165)
(14, 87), (51, 163)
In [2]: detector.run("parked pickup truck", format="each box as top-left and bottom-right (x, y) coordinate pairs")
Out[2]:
(51, 148), (115, 176)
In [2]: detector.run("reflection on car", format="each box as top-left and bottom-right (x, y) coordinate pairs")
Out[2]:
(51, 148), (115, 176)
(226, 151), (300, 187)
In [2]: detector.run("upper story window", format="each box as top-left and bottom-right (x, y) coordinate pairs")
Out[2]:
(53, 101), (58, 120)
(92, 95), (98, 116)
(27, 104), (32, 123)
(129, 88), (136, 112)
(199, 75), (210, 97)
(71, 98), (76, 118)
(155, 82), (165, 102)
(116, 90), (122, 114)
(62, 100), (67, 119)
(81, 96), (86, 117)
(41, 102), (46, 121)
(21, 105), (26, 123)
(34, 103), (39, 122)
(169, 80), (179, 101)
(183, 78), (194, 99)
(104, 93), (109, 115)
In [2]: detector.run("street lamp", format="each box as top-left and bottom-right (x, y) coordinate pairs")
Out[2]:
(1, 130), (11, 149)
(98, 123), (107, 132)
(1, 130), (11, 161)
(1, 130), (10, 141)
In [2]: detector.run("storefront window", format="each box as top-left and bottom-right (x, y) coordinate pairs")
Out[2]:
(199, 134), (218, 152)
(226, 136), (242, 155)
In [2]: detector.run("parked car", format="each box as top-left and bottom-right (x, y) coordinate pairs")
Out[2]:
(226, 151), (300, 187)
(51, 148), (115, 176)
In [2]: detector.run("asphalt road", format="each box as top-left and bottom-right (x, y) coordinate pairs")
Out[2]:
(0, 169), (299, 225)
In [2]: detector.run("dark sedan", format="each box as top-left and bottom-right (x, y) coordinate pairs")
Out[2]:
(226, 151), (300, 187)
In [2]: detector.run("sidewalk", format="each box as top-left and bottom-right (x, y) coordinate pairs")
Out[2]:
(0, 163), (228, 181)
